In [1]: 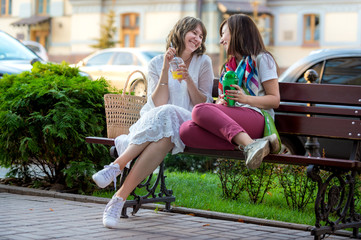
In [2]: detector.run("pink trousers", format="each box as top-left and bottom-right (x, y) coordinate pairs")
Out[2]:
(179, 103), (264, 150)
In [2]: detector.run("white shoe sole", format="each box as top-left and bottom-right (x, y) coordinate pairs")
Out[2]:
(245, 140), (269, 170)
(92, 174), (108, 188)
(267, 133), (280, 154)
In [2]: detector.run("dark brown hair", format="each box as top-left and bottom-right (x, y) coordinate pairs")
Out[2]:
(220, 14), (279, 72)
(166, 16), (207, 56)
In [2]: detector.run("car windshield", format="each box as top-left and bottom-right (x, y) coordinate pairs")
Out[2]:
(26, 45), (41, 53)
(0, 32), (39, 61)
(141, 51), (162, 61)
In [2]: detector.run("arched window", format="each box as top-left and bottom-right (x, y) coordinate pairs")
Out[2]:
(121, 13), (139, 47)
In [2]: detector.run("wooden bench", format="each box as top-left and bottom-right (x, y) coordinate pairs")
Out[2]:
(86, 79), (361, 240)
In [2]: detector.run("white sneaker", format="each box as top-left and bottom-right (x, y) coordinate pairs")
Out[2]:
(103, 196), (125, 229)
(244, 138), (270, 170)
(263, 133), (280, 154)
(92, 163), (122, 189)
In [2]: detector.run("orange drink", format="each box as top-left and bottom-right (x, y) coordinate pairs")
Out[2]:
(169, 57), (184, 79)
(172, 71), (183, 79)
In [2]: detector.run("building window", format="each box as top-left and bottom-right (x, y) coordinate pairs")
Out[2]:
(37, 0), (50, 15)
(121, 13), (139, 47)
(303, 14), (320, 46)
(1, 0), (12, 16)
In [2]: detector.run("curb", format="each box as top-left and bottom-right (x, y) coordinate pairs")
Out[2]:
(0, 184), (352, 238)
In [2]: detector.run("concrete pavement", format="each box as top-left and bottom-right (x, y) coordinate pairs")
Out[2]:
(0, 184), (354, 240)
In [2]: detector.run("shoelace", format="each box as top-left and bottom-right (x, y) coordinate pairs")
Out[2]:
(102, 164), (121, 190)
(244, 141), (256, 152)
(104, 197), (124, 219)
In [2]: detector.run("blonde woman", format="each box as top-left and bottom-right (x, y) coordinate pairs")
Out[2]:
(92, 16), (214, 228)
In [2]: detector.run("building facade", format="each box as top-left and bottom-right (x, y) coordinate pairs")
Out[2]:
(1, 0), (360, 75)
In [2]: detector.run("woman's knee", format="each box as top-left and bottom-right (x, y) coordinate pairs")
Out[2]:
(192, 103), (217, 123)
(179, 120), (193, 144)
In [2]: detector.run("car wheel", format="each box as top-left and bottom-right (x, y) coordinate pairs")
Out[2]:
(279, 135), (305, 155)
(130, 78), (146, 97)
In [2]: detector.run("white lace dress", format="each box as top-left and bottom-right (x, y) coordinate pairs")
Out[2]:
(115, 54), (214, 157)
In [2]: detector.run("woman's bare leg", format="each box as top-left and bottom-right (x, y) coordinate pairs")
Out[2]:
(114, 137), (174, 200)
(232, 132), (254, 148)
(112, 142), (150, 170)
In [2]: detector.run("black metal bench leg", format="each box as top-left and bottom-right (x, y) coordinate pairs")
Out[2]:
(165, 202), (171, 211)
(353, 227), (360, 238)
(307, 166), (361, 239)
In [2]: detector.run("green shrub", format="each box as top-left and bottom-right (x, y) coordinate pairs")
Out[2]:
(216, 158), (245, 200)
(243, 162), (276, 204)
(355, 174), (361, 213)
(164, 154), (217, 173)
(276, 165), (316, 210)
(62, 160), (97, 194)
(0, 62), (113, 192)
(216, 159), (276, 204)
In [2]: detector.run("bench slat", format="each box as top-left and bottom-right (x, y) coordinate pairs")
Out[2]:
(86, 136), (115, 145)
(279, 82), (361, 106)
(264, 154), (360, 169)
(276, 105), (361, 117)
(276, 115), (361, 140)
(183, 147), (360, 169)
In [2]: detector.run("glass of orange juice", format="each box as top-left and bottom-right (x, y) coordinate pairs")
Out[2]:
(169, 57), (184, 79)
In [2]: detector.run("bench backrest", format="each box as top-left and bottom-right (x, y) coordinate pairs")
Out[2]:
(211, 79), (361, 141)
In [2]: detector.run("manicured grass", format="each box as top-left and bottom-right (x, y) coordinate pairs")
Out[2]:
(93, 170), (316, 226)
(165, 171), (315, 225)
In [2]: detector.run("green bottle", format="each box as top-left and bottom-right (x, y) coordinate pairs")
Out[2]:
(223, 71), (239, 107)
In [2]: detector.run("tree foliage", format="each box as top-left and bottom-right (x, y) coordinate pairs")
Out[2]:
(0, 62), (113, 192)
(91, 10), (118, 49)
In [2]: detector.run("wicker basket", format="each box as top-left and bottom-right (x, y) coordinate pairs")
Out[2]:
(104, 70), (147, 138)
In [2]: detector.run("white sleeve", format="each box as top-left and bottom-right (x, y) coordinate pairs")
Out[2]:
(198, 55), (214, 103)
(146, 55), (163, 96)
(258, 53), (278, 83)
(140, 55), (161, 116)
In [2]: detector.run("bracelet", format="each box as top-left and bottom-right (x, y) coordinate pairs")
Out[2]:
(159, 82), (168, 86)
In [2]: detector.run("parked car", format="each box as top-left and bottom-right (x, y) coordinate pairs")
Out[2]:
(74, 48), (162, 96)
(0, 30), (90, 80)
(0, 30), (44, 79)
(278, 48), (361, 158)
(22, 40), (49, 61)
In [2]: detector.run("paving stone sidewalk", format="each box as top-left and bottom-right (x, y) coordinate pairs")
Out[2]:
(0, 185), (354, 240)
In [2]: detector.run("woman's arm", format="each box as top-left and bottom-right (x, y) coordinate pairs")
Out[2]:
(226, 79), (280, 109)
(234, 79), (280, 109)
(151, 48), (177, 107)
(179, 56), (214, 105)
(225, 53), (280, 109)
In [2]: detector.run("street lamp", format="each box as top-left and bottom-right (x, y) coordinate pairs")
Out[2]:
(250, 0), (259, 23)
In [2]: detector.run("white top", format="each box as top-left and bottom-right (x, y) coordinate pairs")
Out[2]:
(145, 54), (214, 111)
(115, 54), (214, 156)
(234, 53), (278, 118)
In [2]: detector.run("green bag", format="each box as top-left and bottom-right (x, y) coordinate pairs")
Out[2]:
(261, 109), (282, 154)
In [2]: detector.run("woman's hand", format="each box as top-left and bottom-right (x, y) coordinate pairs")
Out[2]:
(175, 63), (192, 83)
(225, 84), (247, 104)
(164, 47), (177, 68)
(216, 94), (228, 106)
